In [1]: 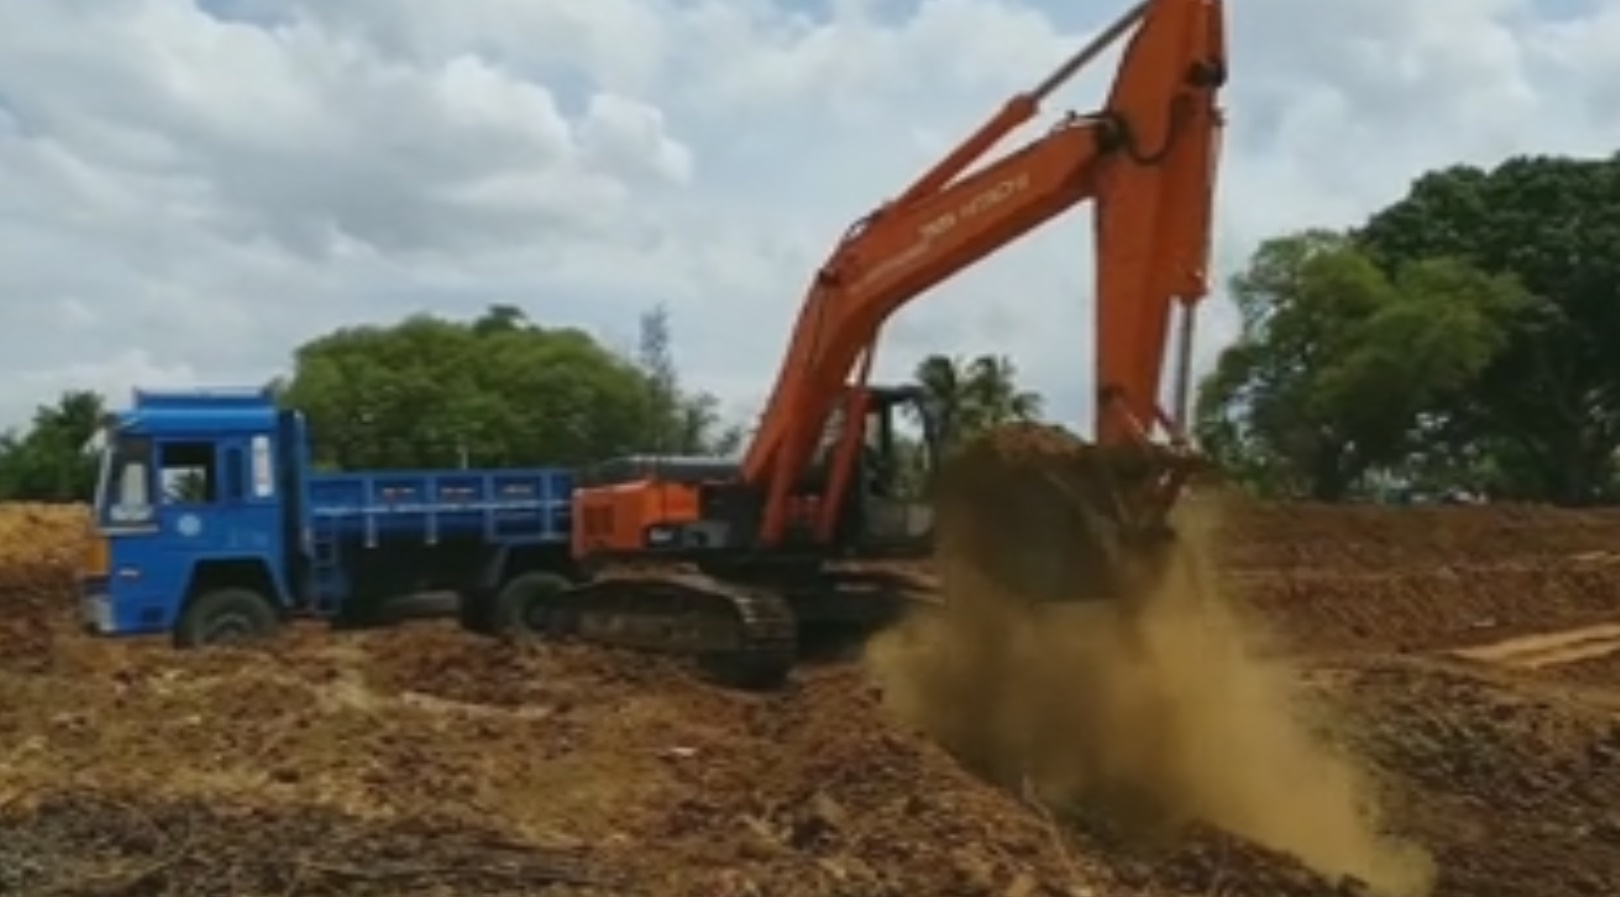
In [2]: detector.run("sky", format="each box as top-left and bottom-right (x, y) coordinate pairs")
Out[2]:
(0, 0), (1615, 437)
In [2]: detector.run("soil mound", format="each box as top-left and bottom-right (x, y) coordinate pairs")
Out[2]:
(0, 791), (608, 896)
(1217, 503), (1620, 652)
(0, 503), (90, 594)
(7, 499), (1620, 896)
(0, 503), (91, 671)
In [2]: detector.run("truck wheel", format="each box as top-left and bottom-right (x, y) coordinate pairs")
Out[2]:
(173, 587), (280, 649)
(492, 572), (574, 639)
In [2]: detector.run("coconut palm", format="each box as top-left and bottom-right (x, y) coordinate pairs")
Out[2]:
(963, 354), (1043, 428)
(911, 353), (1044, 451)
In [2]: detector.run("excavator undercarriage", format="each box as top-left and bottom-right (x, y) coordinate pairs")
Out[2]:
(508, 558), (934, 690)
(508, 425), (1196, 691)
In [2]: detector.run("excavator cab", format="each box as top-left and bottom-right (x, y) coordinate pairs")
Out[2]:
(828, 384), (943, 556)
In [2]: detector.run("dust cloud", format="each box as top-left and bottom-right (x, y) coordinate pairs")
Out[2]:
(865, 503), (1437, 897)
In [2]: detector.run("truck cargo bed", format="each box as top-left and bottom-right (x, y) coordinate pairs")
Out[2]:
(307, 469), (573, 545)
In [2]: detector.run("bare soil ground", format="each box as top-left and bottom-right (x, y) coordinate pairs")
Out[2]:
(3, 499), (1620, 896)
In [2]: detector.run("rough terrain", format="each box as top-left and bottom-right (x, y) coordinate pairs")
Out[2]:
(3, 490), (1620, 896)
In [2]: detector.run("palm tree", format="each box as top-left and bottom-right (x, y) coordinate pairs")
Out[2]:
(911, 353), (1044, 451)
(912, 354), (969, 447)
(963, 354), (1043, 427)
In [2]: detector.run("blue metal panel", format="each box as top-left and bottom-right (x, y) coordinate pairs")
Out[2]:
(93, 548), (295, 635)
(93, 540), (194, 634)
(132, 386), (276, 409)
(124, 386), (278, 425)
(306, 468), (574, 545)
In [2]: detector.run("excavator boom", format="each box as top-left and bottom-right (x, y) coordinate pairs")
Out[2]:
(743, 0), (1226, 546)
(539, 0), (1227, 689)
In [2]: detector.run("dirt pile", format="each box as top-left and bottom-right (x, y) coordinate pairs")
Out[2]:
(0, 791), (607, 896)
(6, 499), (1620, 896)
(0, 591), (1121, 897)
(871, 426), (1435, 897)
(1325, 662), (1620, 896)
(0, 503), (91, 671)
(0, 502), (91, 592)
(1217, 503), (1620, 653)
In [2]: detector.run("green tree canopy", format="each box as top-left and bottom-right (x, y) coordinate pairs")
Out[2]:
(0, 390), (107, 501)
(282, 305), (736, 469)
(0, 306), (1045, 501)
(634, 304), (744, 457)
(913, 352), (1044, 452)
(1356, 153), (1620, 503)
(1196, 229), (1524, 500)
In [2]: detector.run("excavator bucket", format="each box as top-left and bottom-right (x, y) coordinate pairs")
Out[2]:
(932, 423), (1195, 607)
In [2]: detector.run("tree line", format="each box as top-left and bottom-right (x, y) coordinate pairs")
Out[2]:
(0, 304), (1042, 502)
(1196, 151), (1620, 504)
(4, 150), (1615, 506)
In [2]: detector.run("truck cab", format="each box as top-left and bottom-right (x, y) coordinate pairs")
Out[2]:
(81, 388), (304, 643)
(81, 385), (579, 649)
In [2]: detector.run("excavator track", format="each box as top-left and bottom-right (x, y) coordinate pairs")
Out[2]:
(542, 570), (799, 690)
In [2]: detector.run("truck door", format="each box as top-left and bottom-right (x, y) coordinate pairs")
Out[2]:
(152, 438), (284, 603)
(152, 439), (230, 562)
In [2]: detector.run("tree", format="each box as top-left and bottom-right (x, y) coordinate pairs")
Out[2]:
(913, 352), (1044, 452)
(1195, 230), (1523, 500)
(0, 390), (107, 501)
(284, 307), (660, 469)
(281, 304), (743, 471)
(1356, 153), (1620, 504)
(633, 304), (744, 456)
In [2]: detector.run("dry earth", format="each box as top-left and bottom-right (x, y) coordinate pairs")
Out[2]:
(2, 500), (1620, 896)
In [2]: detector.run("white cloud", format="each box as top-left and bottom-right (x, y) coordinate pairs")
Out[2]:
(0, 0), (1614, 439)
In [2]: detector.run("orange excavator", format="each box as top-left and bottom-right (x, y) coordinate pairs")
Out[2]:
(511, 0), (1226, 687)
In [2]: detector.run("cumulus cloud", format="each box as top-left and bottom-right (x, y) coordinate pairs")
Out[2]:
(0, 0), (1614, 434)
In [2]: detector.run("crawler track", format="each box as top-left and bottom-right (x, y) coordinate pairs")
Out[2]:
(546, 570), (799, 690)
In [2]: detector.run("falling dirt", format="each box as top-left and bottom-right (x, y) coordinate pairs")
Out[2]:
(869, 426), (1436, 897)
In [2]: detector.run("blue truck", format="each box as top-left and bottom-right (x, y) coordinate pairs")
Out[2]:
(79, 386), (579, 645)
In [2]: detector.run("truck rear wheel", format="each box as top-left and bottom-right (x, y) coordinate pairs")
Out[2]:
(492, 572), (575, 639)
(173, 587), (280, 649)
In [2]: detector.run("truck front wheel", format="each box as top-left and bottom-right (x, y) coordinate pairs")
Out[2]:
(492, 572), (575, 640)
(173, 587), (280, 649)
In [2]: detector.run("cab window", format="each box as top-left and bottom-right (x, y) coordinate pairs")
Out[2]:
(97, 435), (155, 528)
(158, 442), (218, 505)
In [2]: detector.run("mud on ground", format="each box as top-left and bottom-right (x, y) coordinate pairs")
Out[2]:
(4, 497), (1620, 896)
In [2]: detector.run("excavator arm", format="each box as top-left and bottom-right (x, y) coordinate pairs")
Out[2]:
(538, 0), (1226, 690)
(741, 0), (1227, 547)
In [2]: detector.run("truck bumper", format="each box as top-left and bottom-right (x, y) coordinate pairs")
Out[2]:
(78, 577), (114, 634)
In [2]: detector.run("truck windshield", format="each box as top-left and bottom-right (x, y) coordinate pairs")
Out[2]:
(94, 432), (157, 530)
